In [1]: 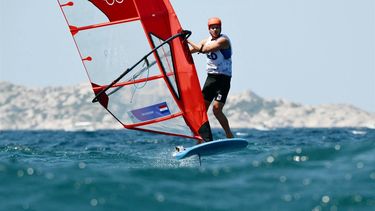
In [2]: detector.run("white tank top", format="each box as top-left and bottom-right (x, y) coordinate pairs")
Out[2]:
(205, 34), (232, 76)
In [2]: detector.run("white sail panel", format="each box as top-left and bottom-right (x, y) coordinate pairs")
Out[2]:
(73, 21), (155, 85)
(60, 1), (108, 27)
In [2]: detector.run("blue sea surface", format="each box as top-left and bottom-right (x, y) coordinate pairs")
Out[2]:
(0, 128), (374, 211)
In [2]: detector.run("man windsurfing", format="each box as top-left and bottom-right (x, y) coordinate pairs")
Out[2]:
(187, 17), (234, 138)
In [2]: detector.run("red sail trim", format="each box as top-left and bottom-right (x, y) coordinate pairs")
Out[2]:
(69, 17), (140, 35)
(60, 1), (73, 7)
(91, 83), (109, 108)
(124, 112), (183, 128)
(91, 72), (175, 92)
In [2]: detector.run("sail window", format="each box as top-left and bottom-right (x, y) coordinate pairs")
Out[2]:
(150, 34), (180, 99)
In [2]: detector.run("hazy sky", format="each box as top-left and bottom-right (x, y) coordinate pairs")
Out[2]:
(1, 0), (374, 112)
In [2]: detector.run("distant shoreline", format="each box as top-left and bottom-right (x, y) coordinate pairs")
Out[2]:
(1, 81), (374, 130)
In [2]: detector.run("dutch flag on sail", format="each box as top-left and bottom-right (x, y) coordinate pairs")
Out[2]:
(159, 104), (169, 113)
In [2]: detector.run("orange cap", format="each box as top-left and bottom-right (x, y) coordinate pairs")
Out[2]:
(208, 17), (222, 27)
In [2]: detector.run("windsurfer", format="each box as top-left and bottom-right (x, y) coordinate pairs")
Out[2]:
(187, 17), (234, 138)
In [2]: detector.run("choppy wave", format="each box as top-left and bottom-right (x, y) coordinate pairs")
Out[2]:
(0, 128), (374, 211)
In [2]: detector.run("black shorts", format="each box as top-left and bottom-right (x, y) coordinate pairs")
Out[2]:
(202, 74), (231, 104)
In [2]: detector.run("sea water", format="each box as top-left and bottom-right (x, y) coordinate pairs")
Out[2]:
(0, 128), (374, 211)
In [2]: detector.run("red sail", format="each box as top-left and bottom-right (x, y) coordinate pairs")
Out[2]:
(58, 0), (211, 141)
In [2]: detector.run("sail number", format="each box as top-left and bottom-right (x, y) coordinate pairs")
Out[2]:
(207, 52), (218, 60)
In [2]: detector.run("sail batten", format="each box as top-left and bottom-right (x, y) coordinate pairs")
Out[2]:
(91, 71), (177, 92)
(69, 17), (141, 35)
(125, 112), (183, 128)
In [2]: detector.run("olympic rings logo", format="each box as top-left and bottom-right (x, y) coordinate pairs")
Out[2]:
(104, 0), (124, 6)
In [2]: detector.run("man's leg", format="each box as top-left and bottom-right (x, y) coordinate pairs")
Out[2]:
(212, 101), (233, 138)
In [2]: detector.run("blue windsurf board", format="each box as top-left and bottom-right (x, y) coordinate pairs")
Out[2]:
(173, 138), (248, 160)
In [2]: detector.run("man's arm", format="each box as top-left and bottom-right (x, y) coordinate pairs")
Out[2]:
(188, 39), (207, 54)
(200, 37), (230, 53)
